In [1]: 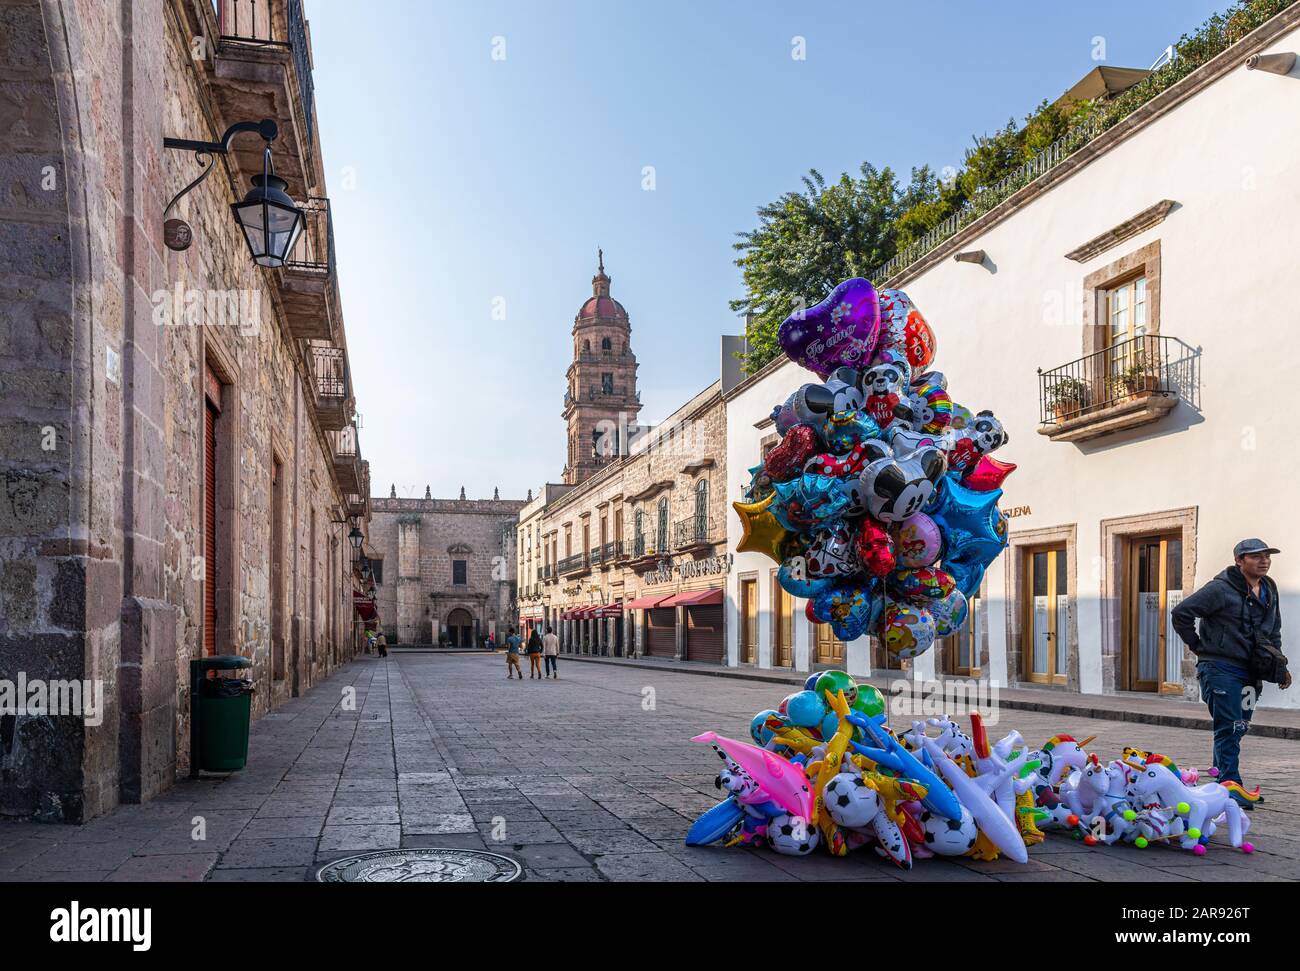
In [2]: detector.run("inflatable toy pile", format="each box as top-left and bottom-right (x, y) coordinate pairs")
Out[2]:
(685, 673), (1261, 866)
(734, 277), (1013, 659)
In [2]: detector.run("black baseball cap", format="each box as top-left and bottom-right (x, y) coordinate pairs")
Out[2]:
(1234, 538), (1280, 557)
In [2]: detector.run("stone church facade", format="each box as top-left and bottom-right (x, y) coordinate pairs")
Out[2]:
(368, 489), (522, 646)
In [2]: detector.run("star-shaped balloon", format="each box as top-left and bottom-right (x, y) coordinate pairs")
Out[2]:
(929, 477), (1008, 597)
(962, 455), (1017, 492)
(733, 494), (793, 563)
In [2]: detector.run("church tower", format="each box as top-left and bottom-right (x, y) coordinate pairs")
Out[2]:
(562, 251), (641, 484)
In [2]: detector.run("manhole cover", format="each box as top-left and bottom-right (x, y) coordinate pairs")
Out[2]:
(316, 848), (522, 883)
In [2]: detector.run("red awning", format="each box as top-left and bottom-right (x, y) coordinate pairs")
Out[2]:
(352, 592), (377, 621)
(626, 594), (672, 610)
(591, 602), (624, 618)
(572, 606), (595, 619)
(658, 587), (724, 608)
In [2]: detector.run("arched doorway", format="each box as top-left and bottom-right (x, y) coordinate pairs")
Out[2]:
(447, 608), (475, 648)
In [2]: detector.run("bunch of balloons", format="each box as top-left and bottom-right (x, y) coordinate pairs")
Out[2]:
(733, 278), (1014, 662)
(685, 671), (1262, 866)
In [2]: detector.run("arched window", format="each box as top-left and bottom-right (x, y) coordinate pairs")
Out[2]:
(634, 508), (644, 555)
(656, 497), (669, 552)
(694, 479), (708, 542)
(601, 337), (611, 351)
(583, 340), (590, 353)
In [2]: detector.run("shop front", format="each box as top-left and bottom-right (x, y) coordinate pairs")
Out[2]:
(626, 553), (730, 662)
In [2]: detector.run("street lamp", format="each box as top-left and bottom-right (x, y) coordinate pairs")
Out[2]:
(348, 525), (364, 551)
(162, 118), (305, 268)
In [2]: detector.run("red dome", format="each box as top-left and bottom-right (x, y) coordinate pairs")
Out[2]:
(578, 295), (627, 320)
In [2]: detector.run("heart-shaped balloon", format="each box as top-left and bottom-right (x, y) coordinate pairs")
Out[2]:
(893, 512), (943, 568)
(777, 278), (882, 379)
(877, 599), (937, 661)
(887, 566), (957, 603)
(778, 554), (836, 598)
(962, 455), (1017, 491)
(764, 424), (820, 482)
(903, 312), (937, 369)
(929, 588), (970, 637)
(855, 519), (896, 577)
(805, 600), (823, 625)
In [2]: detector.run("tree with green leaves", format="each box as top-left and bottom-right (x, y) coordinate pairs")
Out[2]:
(730, 163), (938, 372)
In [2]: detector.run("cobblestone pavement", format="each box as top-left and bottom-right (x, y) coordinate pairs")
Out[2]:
(1, 654), (1297, 882)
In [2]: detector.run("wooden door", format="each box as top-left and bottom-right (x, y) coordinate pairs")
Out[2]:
(1125, 535), (1184, 693)
(771, 572), (793, 668)
(1025, 547), (1068, 684)
(814, 622), (844, 666)
(739, 578), (757, 664)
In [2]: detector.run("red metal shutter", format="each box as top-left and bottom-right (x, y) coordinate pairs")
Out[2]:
(204, 398), (218, 656)
(686, 604), (724, 664)
(646, 607), (676, 658)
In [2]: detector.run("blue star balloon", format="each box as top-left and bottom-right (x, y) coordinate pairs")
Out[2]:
(930, 476), (1008, 598)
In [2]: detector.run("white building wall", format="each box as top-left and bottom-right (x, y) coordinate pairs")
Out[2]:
(725, 27), (1300, 707)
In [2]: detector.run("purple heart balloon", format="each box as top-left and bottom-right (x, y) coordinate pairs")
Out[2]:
(778, 277), (882, 379)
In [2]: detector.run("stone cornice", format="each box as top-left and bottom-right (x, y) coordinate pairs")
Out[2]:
(1064, 200), (1177, 262)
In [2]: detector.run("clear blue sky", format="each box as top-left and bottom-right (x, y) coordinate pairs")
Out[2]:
(309, 0), (1224, 501)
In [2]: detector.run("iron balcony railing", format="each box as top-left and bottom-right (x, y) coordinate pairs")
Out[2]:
(1038, 334), (1180, 425)
(312, 344), (348, 399)
(674, 515), (713, 548)
(602, 541), (621, 562)
(632, 535), (668, 558)
(285, 197), (332, 271)
(213, 0), (316, 159)
(558, 553), (588, 575)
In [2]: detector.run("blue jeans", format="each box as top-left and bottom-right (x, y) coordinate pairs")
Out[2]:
(1196, 661), (1256, 784)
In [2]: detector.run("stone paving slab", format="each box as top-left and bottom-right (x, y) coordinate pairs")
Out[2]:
(0, 653), (1295, 882)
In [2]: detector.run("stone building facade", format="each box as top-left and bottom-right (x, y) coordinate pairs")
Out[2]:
(369, 490), (523, 646)
(0, 0), (369, 821)
(516, 266), (731, 661)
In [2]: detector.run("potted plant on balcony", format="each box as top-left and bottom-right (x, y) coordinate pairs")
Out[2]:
(1112, 354), (1160, 399)
(1045, 376), (1089, 421)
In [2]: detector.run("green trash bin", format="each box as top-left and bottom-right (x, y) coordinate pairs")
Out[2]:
(190, 655), (254, 774)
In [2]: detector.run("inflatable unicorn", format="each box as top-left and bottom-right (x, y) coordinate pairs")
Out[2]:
(1127, 754), (1258, 855)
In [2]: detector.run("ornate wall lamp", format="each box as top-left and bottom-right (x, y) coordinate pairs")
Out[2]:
(162, 118), (305, 268)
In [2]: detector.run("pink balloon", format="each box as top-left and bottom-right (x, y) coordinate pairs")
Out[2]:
(893, 512), (943, 567)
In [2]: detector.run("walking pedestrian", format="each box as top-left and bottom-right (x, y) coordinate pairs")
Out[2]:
(376, 630), (389, 658)
(1172, 538), (1290, 810)
(526, 627), (544, 679)
(504, 626), (524, 680)
(542, 625), (560, 679)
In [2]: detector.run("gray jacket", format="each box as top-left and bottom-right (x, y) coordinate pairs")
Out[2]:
(1171, 566), (1282, 667)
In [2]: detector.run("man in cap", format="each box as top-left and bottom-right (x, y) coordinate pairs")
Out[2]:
(1172, 539), (1289, 808)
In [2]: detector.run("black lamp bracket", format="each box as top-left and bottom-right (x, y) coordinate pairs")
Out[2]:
(162, 119), (279, 219)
